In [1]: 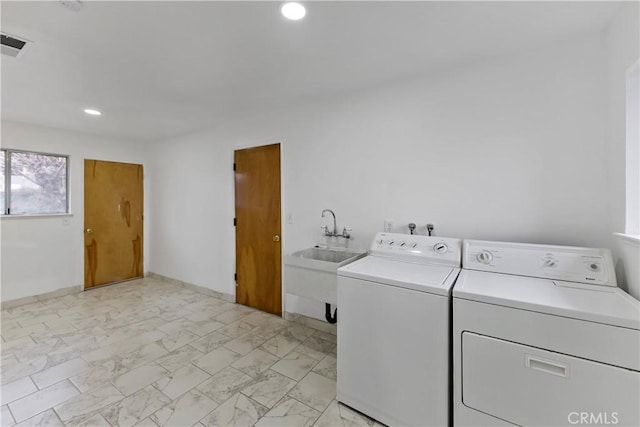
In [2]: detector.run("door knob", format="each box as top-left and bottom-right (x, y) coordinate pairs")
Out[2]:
(273, 235), (280, 242)
(85, 228), (93, 234)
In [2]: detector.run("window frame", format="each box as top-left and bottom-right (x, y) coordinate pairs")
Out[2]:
(1, 148), (70, 216)
(625, 60), (639, 237)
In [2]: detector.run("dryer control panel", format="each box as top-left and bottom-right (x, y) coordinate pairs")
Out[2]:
(463, 240), (616, 286)
(370, 232), (462, 267)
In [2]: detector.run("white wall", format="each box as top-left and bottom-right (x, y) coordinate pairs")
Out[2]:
(605, 2), (640, 294)
(0, 121), (149, 302)
(147, 129), (237, 295)
(149, 33), (612, 320)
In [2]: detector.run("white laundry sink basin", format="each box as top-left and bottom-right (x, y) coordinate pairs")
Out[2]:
(289, 247), (365, 267)
(284, 246), (366, 304)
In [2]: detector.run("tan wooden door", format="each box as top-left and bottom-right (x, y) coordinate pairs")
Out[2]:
(234, 144), (282, 315)
(84, 159), (143, 288)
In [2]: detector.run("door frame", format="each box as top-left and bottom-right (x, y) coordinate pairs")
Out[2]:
(232, 140), (286, 316)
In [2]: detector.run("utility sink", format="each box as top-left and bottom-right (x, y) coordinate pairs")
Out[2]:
(284, 246), (366, 305)
(289, 247), (365, 268)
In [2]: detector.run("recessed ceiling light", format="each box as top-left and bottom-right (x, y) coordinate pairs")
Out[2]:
(84, 108), (102, 116)
(281, 2), (306, 20)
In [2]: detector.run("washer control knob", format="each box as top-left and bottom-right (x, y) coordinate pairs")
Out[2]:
(400, 242), (406, 247)
(388, 240), (394, 246)
(589, 262), (600, 272)
(377, 239), (383, 245)
(433, 243), (448, 254)
(411, 242), (418, 248)
(543, 259), (558, 268)
(476, 250), (493, 264)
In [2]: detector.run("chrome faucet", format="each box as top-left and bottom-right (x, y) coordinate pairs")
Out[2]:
(321, 209), (337, 236)
(321, 209), (351, 239)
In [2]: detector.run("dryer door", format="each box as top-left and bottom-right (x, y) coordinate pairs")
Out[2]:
(462, 332), (640, 426)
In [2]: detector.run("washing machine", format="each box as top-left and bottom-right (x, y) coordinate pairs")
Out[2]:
(453, 240), (640, 427)
(337, 232), (462, 426)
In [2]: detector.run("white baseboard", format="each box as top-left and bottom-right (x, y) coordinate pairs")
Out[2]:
(147, 272), (235, 303)
(1, 285), (83, 310)
(1, 273), (236, 311)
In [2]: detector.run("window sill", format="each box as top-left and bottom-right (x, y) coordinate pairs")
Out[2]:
(1, 213), (74, 219)
(613, 232), (640, 246)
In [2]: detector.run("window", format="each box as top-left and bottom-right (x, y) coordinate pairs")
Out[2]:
(1, 149), (69, 215)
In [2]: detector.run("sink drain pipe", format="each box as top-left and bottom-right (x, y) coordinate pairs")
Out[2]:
(325, 303), (337, 324)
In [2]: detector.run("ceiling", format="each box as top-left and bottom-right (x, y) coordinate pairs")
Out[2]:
(1, 1), (622, 142)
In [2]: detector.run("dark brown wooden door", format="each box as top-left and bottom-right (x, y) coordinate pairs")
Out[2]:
(84, 159), (143, 288)
(234, 144), (282, 315)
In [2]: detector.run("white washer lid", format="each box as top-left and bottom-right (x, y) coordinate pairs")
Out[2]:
(338, 255), (460, 296)
(453, 270), (640, 330)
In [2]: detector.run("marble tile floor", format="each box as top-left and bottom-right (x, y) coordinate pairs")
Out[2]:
(0, 278), (380, 427)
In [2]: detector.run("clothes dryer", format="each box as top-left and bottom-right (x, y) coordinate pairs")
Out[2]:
(453, 240), (640, 426)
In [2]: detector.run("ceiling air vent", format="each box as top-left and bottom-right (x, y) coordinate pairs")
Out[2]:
(1, 33), (30, 58)
(59, 0), (83, 12)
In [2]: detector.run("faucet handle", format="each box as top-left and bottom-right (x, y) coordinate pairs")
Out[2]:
(320, 226), (330, 236)
(342, 227), (352, 238)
